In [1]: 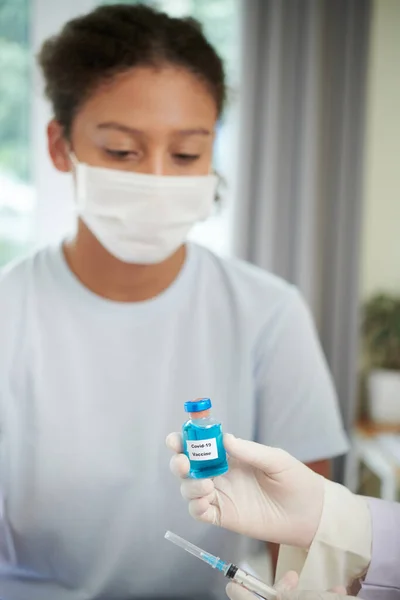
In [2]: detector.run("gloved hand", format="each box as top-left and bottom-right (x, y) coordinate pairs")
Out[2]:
(226, 585), (349, 600)
(166, 433), (324, 548)
(226, 571), (347, 600)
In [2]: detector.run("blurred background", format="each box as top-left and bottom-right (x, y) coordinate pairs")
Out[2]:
(1, 0), (400, 501)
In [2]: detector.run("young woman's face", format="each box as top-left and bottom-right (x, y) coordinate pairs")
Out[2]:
(49, 66), (218, 176)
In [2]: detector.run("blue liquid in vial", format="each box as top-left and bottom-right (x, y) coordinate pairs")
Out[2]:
(182, 417), (229, 479)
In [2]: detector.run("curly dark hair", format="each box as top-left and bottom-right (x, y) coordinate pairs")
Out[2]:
(38, 3), (227, 138)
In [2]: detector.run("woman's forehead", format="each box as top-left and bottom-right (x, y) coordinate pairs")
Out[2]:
(75, 66), (218, 133)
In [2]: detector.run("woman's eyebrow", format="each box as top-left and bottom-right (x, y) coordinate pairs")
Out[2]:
(175, 128), (211, 137)
(97, 122), (142, 135)
(97, 122), (211, 137)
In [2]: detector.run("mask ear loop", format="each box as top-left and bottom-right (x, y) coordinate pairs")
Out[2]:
(213, 169), (226, 207)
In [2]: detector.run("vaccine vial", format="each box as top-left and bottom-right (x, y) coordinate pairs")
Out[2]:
(182, 398), (229, 479)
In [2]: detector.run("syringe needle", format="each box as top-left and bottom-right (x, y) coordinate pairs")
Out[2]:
(164, 531), (277, 600)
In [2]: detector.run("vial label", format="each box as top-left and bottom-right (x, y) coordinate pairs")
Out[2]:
(186, 438), (218, 461)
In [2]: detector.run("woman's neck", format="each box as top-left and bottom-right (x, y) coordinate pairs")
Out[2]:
(63, 221), (187, 302)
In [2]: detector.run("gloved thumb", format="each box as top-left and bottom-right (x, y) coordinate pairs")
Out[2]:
(280, 592), (351, 600)
(274, 571), (299, 594)
(224, 434), (293, 473)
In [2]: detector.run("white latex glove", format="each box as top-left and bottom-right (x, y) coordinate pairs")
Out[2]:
(166, 433), (324, 548)
(226, 587), (350, 600)
(226, 571), (347, 600)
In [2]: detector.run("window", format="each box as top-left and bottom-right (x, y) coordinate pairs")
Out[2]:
(0, 0), (34, 267)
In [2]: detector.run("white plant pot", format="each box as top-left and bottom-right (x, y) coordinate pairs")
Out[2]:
(368, 369), (400, 424)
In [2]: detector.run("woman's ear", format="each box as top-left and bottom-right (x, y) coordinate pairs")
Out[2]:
(47, 120), (71, 173)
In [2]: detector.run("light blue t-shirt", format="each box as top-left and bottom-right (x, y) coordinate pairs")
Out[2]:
(0, 242), (348, 600)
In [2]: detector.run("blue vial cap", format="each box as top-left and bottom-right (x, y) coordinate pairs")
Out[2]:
(184, 398), (212, 413)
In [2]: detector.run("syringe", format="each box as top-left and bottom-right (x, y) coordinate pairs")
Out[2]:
(165, 531), (277, 600)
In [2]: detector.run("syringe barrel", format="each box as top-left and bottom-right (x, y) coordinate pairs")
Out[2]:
(229, 566), (277, 600)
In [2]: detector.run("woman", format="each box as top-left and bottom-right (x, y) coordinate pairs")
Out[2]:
(0, 4), (347, 599)
(168, 432), (400, 600)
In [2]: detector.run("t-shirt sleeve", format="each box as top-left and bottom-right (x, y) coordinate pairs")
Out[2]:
(254, 288), (349, 463)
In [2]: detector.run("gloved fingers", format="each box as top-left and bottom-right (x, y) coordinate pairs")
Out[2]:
(166, 432), (183, 453)
(169, 453), (190, 478)
(188, 495), (221, 525)
(226, 582), (256, 600)
(224, 434), (292, 474)
(274, 571), (299, 593)
(180, 477), (214, 500)
(329, 587), (347, 595)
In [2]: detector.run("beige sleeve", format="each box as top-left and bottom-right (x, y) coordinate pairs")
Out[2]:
(276, 479), (372, 590)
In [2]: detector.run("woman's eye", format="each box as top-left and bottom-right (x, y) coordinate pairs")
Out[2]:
(105, 149), (138, 160)
(174, 153), (200, 164)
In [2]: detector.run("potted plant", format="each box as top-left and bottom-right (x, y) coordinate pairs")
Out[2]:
(362, 294), (400, 424)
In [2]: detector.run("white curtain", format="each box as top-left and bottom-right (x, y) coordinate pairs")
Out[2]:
(234, 0), (371, 479)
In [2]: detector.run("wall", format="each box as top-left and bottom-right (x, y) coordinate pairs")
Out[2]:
(361, 0), (400, 298)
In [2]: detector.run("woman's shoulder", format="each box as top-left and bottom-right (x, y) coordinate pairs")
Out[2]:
(194, 243), (299, 309)
(0, 250), (44, 380)
(0, 252), (30, 295)
(0, 244), (55, 308)
(0, 245), (46, 285)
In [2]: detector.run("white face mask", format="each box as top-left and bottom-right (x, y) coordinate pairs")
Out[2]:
(72, 157), (217, 264)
